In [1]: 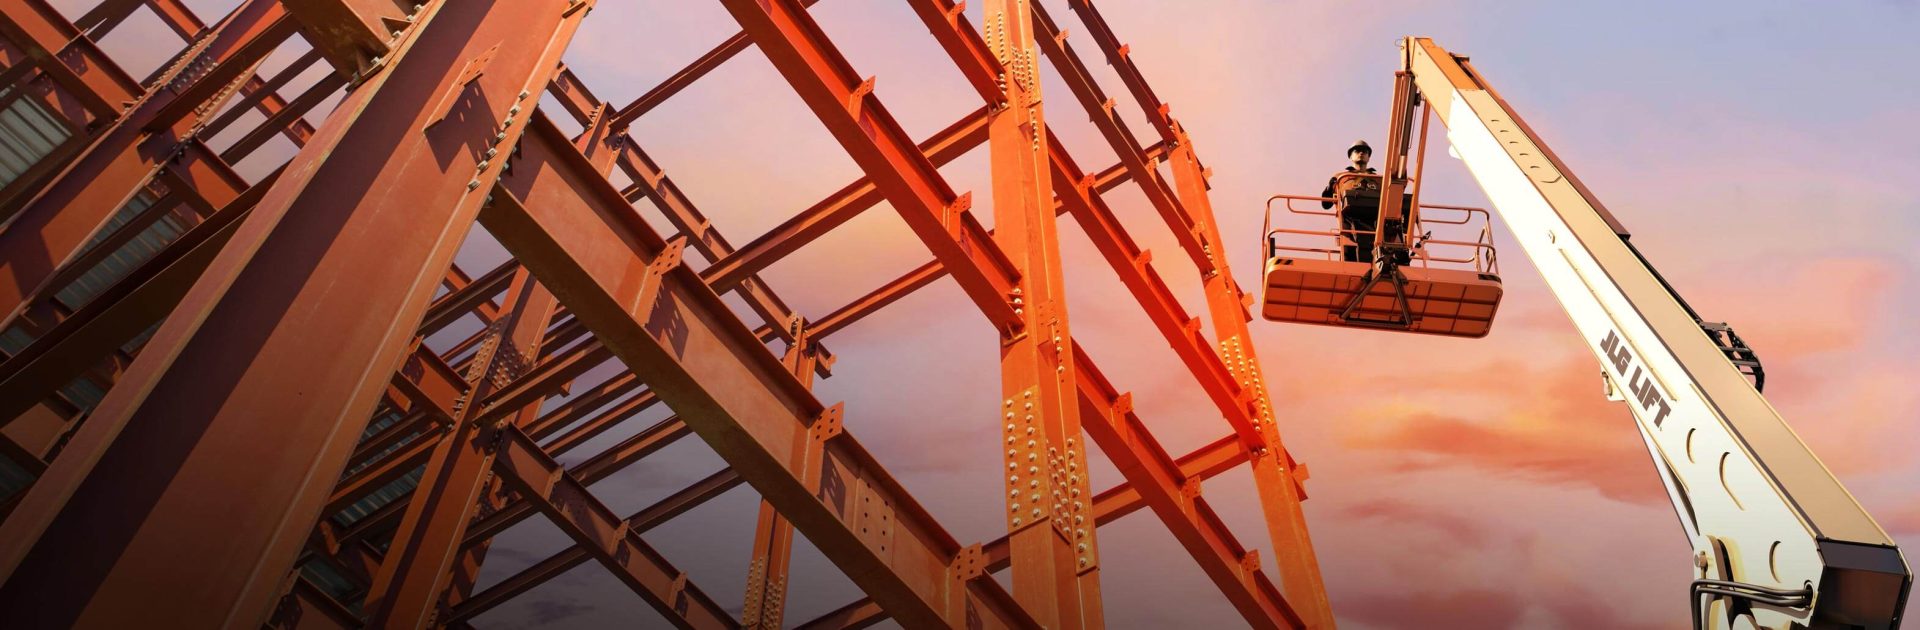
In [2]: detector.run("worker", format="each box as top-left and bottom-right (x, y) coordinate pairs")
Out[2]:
(1321, 140), (1380, 262)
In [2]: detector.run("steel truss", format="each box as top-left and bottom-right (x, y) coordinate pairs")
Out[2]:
(0, 0), (1332, 627)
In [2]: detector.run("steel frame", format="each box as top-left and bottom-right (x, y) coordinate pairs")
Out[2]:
(0, 0), (1331, 627)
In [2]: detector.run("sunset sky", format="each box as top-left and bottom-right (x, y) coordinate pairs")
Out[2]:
(65, 0), (1920, 628)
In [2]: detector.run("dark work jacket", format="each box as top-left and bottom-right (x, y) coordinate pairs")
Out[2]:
(1320, 166), (1379, 209)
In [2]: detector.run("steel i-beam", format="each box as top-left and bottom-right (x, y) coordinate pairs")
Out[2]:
(0, 1), (590, 625)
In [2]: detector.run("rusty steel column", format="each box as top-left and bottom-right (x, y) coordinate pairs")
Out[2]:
(741, 330), (824, 629)
(0, 0), (592, 626)
(1168, 126), (1333, 628)
(361, 269), (558, 628)
(986, 1), (1103, 628)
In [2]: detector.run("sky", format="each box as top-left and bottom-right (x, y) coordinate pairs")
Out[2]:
(60, 0), (1920, 628)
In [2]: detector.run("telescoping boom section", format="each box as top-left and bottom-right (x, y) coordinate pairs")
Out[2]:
(1391, 37), (1909, 629)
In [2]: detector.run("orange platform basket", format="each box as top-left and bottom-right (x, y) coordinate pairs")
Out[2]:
(1259, 191), (1503, 338)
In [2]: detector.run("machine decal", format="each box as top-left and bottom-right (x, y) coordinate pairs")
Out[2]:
(1600, 329), (1675, 427)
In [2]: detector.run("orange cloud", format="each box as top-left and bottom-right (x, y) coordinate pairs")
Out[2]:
(1332, 354), (1667, 505)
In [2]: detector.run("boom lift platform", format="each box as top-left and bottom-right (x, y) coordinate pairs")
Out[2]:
(1263, 37), (1911, 629)
(1261, 78), (1503, 337)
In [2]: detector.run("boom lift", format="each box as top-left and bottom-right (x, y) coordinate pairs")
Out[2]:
(1262, 38), (1911, 628)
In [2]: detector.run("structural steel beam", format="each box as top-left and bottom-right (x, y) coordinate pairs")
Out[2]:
(1026, 2), (1210, 274)
(1167, 128), (1332, 625)
(0, 1), (1326, 625)
(0, 1), (588, 625)
(1071, 345), (1300, 629)
(0, 0), (268, 335)
(701, 105), (990, 296)
(492, 425), (739, 629)
(0, 169), (267, 423)
(450, 466), (746, 624)
(794, 434), (1251, 630)
(982, 1), (1103, 627)
(480, 111), (1035, 629)
(719, 0), (1023, 334)
(1061, 0), (1177, 145)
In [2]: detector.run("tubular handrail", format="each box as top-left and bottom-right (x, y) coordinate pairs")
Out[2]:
(1262, 192), (1500, 274)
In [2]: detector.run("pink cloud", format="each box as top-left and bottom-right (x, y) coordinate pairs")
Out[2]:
(1339, 499), (1496, 549)
(1341, 588), (1526, 630)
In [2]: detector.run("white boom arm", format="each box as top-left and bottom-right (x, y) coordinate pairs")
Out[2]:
(1400, 37), (1910, 629)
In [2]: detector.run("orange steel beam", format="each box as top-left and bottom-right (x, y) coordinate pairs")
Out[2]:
(543, 66), (833, 372)
(363, 268), (562, 628)
(0, 0), (272, 336)
(450, 466), (747, 624)
(1167, 126), (1333, 625)
(124, 0), (320, 146)
(1071, 345), (1300, 629)
(1061, 0), (1177, 145)
(1054, 136), (1329, 625)
(1025, 3), (1211, 274)
(491, 426), (739, 628)
(982, 2), (1103, 628)
(0, 165), (272, 424)
(0, 1), (586, 625)
(701, 105), (990, 295)
(794, 434), (1252, 629)
(740, 327), (827, 629)
(479, 111), (1038, 628)
(808, 149), (1155, 340)
(907, 1), (1322, 626)
(0, 0), (138, 124)
(0, 0), (1324, 624)
(718, 0), (1023, 335)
